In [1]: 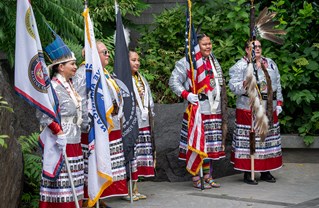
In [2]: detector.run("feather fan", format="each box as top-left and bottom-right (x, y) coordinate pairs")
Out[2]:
(254, 7), (287, 45)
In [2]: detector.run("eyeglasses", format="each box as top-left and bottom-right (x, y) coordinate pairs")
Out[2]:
(99, 49), (109, 56)
(254, 45), (262, 49)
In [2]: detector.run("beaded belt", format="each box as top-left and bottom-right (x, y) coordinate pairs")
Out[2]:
(198, 94), (209, 101)
(243, 92), (277, 100)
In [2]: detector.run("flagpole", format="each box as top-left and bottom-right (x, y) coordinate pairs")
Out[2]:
(114, 0), (134, 203)
(63, 151), (80, 208)
(249, 0), (256, 183)
(199, 167), (204, 190)
(187, 0), (205, 190)
(83, 1), (100, 207)
(129, 161), (133, 203)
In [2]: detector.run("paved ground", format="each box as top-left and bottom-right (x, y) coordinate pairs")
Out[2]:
(103, 149), (319, 208)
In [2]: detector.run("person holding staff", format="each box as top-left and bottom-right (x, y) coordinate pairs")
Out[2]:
(38, 35), (85, 208)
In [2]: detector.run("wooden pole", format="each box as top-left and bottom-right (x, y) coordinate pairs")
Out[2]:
(199, 167), (204, 191)
(63, 151), (80, 208)
(129, 161), (134, 203)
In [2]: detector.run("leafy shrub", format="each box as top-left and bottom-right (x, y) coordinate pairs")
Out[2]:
(18, 132), (41, 208)
(137, 0), (252, 104)
(0, 0), (148, 67)
(136, 0), (319, 143)
(268, 1), (319, 144)
(137, 4), (187, 103)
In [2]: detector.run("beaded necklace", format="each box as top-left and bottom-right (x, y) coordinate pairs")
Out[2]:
(53, 74), (83, 126)
(133, 73), (145, 101)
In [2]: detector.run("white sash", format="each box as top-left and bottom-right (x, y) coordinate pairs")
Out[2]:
(208, 58), (221, 114)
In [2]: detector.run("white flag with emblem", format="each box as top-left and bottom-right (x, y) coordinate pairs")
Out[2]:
(14, 0), (62, 179)
(83, 8), (114, 207)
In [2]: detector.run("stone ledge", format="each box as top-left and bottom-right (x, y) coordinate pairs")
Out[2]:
(281, 134), (319, 149)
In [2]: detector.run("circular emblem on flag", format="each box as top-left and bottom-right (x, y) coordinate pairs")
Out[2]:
(25, 7), (35, 39)
(114, 78), (137, 134)
(28, 53), (48, 93)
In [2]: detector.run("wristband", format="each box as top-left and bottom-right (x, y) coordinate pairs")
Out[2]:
(181, 90), (190, 100)
(48, 122), (61, 135)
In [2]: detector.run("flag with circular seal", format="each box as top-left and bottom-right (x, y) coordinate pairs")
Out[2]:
(14, 0), (62, 179)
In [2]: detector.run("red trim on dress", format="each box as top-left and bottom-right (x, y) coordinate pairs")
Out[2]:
(39, 200), (83, 208)
(231, 152), (282, 171)
(236, 109), (278, 124)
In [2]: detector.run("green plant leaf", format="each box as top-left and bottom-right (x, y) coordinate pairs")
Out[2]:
(303, 135), (315, 146)
(306, 60), (319, 71)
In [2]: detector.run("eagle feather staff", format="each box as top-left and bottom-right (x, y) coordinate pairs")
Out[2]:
(254, 7), (287, 45)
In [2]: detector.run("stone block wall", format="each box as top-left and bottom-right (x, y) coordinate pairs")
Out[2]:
(153, 103), (239, 182)
(0, 60), (39, 208)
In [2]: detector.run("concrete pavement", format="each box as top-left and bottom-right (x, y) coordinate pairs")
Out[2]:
(104, 149), (319, 208)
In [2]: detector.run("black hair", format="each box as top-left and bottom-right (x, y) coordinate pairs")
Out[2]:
(197, 33), (208, 41)
(50, 62), (67, 79)
(50, 64), (59, 79)
(129, 48), (137, 53)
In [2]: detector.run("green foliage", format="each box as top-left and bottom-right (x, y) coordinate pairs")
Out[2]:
(0, 0), (149, 67)
(268, 1), (319, 143)
(18, 132), (42, 208)
(137, 1), (252, 104)
(137, 1), (319, 143)
(0, 0), (17, 66)
(33, 0), (85, 66)
(0, 96), (13, 148)
(86, 0), (149, 41)
(0, 0), (84, 67)
(0, 135), (9, 148)
(1, 0), (318, 145)
(0, 96), (13, 113)
(87, 0), (150, 72)
(137, 4), (186, 103)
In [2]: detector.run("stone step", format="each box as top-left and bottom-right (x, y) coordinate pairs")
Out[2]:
(282, 148), (319, 163)
(281, 135), (319, 149)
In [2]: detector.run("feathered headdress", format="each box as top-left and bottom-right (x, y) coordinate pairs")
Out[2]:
(44, 34), (76, 70)
(44, 23), (76, 70)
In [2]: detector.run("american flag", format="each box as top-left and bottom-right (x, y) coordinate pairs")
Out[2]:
(184, 0), (210, 175)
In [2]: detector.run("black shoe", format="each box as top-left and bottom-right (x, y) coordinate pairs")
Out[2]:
(244, 172), (258, 185)
(260, 171), (276, 183)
